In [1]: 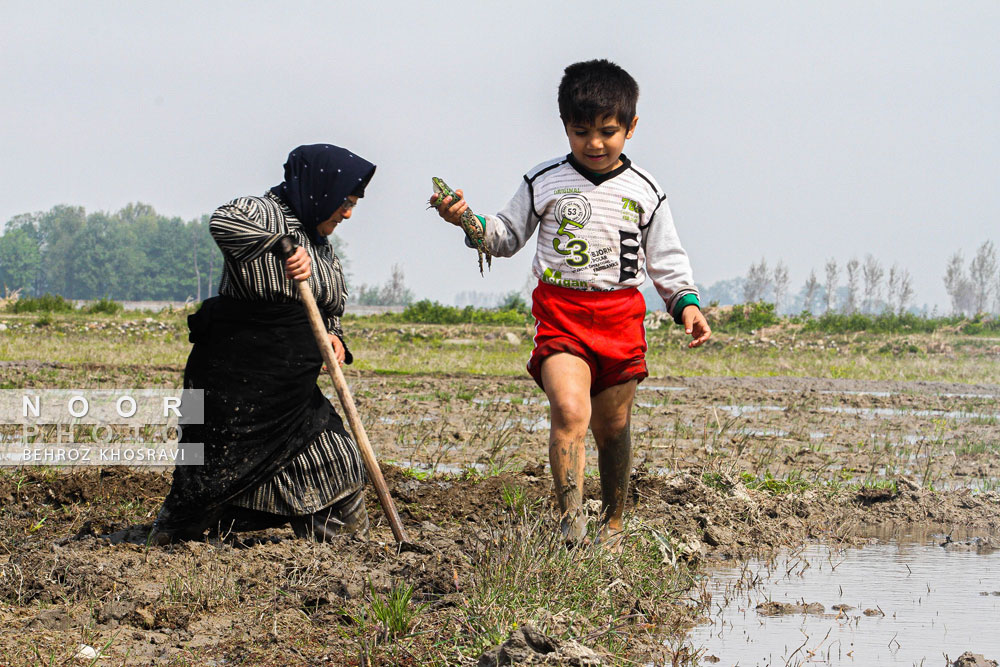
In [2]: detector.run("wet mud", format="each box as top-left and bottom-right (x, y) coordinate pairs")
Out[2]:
(1, 372), (999, 664)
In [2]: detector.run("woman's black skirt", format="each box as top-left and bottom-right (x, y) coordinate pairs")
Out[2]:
(156, 296), (348, 535)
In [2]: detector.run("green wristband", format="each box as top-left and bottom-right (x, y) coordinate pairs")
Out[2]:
(672, 294), (701, 324)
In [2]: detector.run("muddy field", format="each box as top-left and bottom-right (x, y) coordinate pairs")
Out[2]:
(346, 372), (1000, 491)
(1, 317), (999, 665)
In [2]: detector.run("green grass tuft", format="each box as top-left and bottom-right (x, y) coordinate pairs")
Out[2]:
(368, 581), (429, 639)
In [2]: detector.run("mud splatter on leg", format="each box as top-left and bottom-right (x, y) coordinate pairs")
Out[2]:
(597, 422), (631, 551)
(551, 441), (586, 542)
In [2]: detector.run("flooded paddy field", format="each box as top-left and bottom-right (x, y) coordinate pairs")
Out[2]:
(692, 531), (1000, 666)
(1, 313), (999, 664)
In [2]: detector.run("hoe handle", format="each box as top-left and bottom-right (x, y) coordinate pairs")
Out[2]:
(276, 237), (409, 543)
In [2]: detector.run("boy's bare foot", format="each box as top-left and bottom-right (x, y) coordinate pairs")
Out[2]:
(595, 524), (626, 554)
(560, 509), (588, 545)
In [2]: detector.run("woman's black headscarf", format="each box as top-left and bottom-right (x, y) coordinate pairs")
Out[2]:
(270, 144), (376, 245)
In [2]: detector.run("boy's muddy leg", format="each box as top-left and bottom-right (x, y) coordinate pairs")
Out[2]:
(591, 379), (637, 549)
(541, 353), (593, 542)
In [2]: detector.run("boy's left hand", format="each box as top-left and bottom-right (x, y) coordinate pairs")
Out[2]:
(682, 305), (712, 348)
(429, 189), (468, 227)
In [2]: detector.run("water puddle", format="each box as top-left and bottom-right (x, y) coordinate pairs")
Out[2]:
(762, 389), (895, 398)
(375, 415), (436, 425)
(400, 460), (478, 476)
(639, 385), (688, 392)
(691, 533), (1000, 665)
(933, 478), (1000, 492)
(716, 403), (999, 421)
(717, 405), (787, 416)
(471, 397), (548, 406)
(518, 416), (550, 432)
(939, 392), (999, 400)
(819, 406), (999, 421)
(737, 428), (790, 438)
(400, 460), (554, 476)
(761, 388), (999, 400)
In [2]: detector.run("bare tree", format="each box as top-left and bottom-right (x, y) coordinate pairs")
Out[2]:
(192, 243), (201, 302)
(824, 258), (838, 313)
(994, 270), (1000, 315)
(772, 261), (789, 313)
(380, 264), (414, 306)
(803, 270), (820, 313)
(897, 268), (914, 315)
(944, 251), (973, 316)
(743, 258), (770, 303)
(886, 264), (900, 314)
(885, 264), (914, 315)
(968, 240), (997, 314)
(207, 250), (215, 298)
(862, 254), (884, 314)
(845, 257), (860, 314)
(944, 251), (964, 314)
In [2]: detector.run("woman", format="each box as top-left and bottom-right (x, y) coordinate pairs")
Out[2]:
(151, 144), (376, 544)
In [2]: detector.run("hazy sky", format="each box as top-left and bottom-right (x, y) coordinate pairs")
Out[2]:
(2, 1), (997, 309)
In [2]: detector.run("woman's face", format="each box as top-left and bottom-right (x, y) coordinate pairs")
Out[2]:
(316, 196), (359, 236)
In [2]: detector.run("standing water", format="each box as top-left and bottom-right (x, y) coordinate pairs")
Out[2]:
(690, 530), (1000, 665)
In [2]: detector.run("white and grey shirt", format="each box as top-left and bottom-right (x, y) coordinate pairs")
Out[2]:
(482, 154), (699, 317)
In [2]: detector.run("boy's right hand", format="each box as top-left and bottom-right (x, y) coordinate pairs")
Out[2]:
(682, 305), (712, 348)
(430, 189), (469, 227)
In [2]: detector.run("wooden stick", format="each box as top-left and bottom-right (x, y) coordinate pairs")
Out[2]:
(278, 237), (409, 544)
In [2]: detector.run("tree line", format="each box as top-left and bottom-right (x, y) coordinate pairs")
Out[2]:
(740, 255), (917, 316)
(4, 204), (996, 316)
(0, 203), (419, 306)
(0, 204), (221, 301)
(705, 240), (1000, 318)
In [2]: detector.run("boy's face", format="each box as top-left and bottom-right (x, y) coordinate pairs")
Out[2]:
(564, 114), (638, 174)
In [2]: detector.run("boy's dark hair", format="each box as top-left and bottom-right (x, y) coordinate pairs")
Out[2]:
(558, 59), (639, 128)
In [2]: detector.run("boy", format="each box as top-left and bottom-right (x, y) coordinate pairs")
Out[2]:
(431, 59), (711, 547)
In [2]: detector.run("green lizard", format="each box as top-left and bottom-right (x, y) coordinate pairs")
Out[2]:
(430, 177), (492, 276)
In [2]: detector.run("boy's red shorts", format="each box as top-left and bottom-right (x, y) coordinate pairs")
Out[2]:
(527, 280), (648, 396)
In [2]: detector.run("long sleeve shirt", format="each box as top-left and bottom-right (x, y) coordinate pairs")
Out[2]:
(210, 191), (351, 359)
(481, 154), (700, 320)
